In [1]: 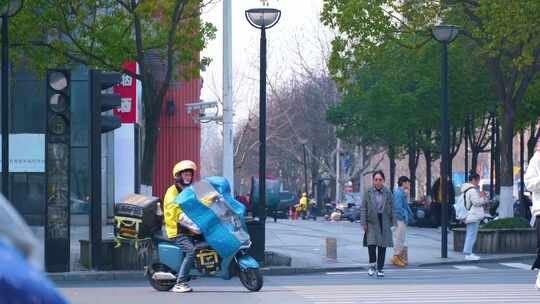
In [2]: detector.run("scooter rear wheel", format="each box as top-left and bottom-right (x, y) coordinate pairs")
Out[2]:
(239, 268), (263, 292)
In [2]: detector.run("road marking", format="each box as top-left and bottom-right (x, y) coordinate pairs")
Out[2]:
(326, 269), (434, 275)
(294, 283), (540, 304)
(453, 265), (485, 270)
(326, 271), (365, 275)
(500, 262), (531, 270)
(314, 302), (355, 304)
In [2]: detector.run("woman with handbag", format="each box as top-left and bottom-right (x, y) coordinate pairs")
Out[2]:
(361, 170), (396, 278)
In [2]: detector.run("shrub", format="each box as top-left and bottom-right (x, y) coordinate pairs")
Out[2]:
(480, 217), (531, 230)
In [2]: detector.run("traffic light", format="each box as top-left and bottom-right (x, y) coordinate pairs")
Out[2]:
(45, 69), (71, 272)
(88, 69), (121, 270)
(89, 70), (122, 133)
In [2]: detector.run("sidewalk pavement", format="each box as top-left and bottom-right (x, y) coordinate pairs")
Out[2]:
(265, 219), (534, 268)
(44, 219), (535, 282)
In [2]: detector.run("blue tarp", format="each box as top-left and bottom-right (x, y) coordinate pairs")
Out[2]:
(176, 177), (249, 259)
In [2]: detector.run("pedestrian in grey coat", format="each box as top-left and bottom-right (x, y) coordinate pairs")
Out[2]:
(361, 170), (396, 277)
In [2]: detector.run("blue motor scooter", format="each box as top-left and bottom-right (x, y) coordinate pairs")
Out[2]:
(145, 177), (263, 292)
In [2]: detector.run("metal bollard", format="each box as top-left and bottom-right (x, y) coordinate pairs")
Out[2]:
(326, 237), (337, 260)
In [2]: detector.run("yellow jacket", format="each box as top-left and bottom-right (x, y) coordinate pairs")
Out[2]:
(163, 184), (185, 238)
(299, 196), (308, 210)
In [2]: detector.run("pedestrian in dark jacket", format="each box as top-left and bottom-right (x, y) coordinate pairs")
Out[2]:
(361, 170), (396, 278)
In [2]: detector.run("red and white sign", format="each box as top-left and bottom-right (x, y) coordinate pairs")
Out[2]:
(113, 61), (141, 124)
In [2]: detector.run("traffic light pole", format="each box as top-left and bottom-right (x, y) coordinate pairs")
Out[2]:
(89, 70), (103, 270)
(2, 16), (9, 199)
(89, 70), (122, 270)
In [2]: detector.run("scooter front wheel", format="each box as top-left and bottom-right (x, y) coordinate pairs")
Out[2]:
(147, 263), (176, 292)
(148, 276), (175, 292)
(239, 268), (263, 292)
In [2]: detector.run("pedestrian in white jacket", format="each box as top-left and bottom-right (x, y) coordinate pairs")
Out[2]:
(524, 146), (540, 290)
(461, 172), (488, 261)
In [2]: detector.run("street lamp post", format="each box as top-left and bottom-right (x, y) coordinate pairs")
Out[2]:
(1, 0), (23, 199)
(519, 129), (525, 217)
(300, 139), (309, 196)
(432, 24), (459, 259)
(245, 8), (281, 221)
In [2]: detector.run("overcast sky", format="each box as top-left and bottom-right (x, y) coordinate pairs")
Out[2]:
(199, 0), (330, 174)
(200, 0), (328, 122)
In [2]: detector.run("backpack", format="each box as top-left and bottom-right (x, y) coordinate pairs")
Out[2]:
(454, 188), (474, 221)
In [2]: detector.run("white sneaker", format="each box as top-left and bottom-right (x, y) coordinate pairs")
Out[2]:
(172, 283), (193, 293)
(536, 272), (540, 290)
(465, 254), (480, 261)
(377, 270), (385, 278)
(368, 264), (376, 276)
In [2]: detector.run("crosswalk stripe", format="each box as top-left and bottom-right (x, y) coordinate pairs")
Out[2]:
(303, 294), (534, 300)
(326, 269), (434, 275)
(453, 265), (484, 270)
(500, 262), (531, 270)
(345, 299), (540, 304)
(292, 286), (534, 292)
(314, 302), (355, 304)
(297, 286), (540, 304)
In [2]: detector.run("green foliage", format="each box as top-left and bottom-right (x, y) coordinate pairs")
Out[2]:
(480, 217), (531, 230)
(321, 0), (540, 92)
(10, 0), (216, 80)
(322, 1), (540, 192)
(326, 34), (496, 160)
(516, 76), (540, 131)
(9, 0), (217, 186)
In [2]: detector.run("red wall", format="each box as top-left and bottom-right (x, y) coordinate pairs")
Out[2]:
(152, 78), (201, 199)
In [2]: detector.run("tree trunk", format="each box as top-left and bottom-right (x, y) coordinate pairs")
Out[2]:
(471, 148), (480, 174)
(425, 149), (432, 196)
(495, 121), (501, 195)
(389, 146), (396, 192)
(499, 100), (516, 218)
(528, 121), (538, 161)
(140, 77), (166, 194)
(141, 121), (160, 190)
(407, 139), (418, 200)
(448, 128), (463, 187)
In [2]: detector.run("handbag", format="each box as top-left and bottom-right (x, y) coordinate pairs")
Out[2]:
(363, 198), (368, 247)
(363, 232), (368, 247)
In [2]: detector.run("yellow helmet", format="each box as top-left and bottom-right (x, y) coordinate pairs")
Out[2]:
(173, 160), (197, 177)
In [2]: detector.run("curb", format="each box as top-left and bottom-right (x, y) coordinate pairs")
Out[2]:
(261, 266), (365, 276)
(48, 271), (145, 283)
(48, 266), (366, 283)
(418, 254), (536, 267)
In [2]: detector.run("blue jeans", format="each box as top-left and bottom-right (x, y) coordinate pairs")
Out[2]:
(463, 221), (480, 255)
(173, 236), (196, 284)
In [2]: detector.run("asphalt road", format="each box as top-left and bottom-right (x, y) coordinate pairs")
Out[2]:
(58, 263), (540, 304)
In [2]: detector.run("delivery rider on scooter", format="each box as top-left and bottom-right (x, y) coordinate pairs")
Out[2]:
(163, 160), (199, 293)
(295, 193), (309, 219)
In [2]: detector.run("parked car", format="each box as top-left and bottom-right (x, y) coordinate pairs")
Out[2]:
(343, 203), (361, 222)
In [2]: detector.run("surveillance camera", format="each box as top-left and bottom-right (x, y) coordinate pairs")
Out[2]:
(185, 101), (218, 114)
